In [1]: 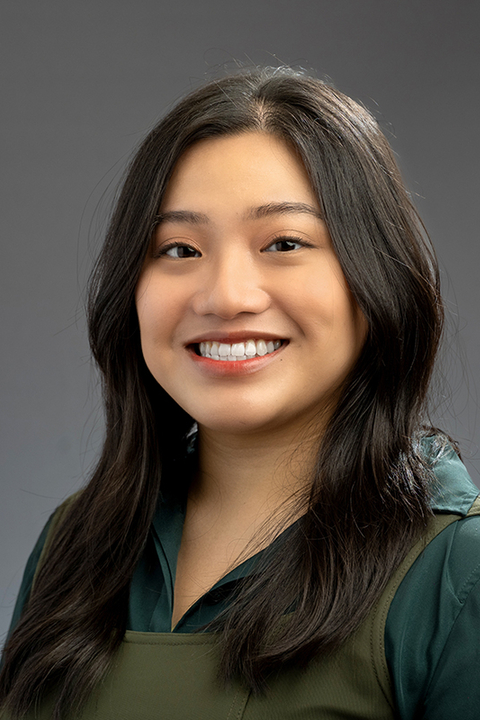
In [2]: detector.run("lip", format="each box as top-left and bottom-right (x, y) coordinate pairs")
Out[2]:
(187, 341), (286, 377)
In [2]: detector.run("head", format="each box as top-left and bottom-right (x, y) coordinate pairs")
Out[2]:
(88, 67), (442, 459)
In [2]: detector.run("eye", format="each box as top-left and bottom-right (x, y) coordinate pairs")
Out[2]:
(157, 243), (201, 259)
(264, 237), (305, 253)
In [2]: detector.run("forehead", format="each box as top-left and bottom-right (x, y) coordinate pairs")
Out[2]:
(160, 132), (320, 215)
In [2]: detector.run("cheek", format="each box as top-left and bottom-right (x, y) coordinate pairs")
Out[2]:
(335, 296), (368, 369)
(135, 274), (157, 344)
(330, 282), (368, 352)
(289, 269), (346, 328)
(135, 273), (171, 353)
(135, 273), (191, 366)
(294, 268), (367, 355)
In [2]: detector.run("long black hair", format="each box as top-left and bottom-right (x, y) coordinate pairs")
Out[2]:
(0, 67), (443, 719)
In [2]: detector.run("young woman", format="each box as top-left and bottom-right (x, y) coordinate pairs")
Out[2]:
(1, 67), (479, 720)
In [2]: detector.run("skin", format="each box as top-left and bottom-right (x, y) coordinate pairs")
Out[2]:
(135, 132), (368, 625)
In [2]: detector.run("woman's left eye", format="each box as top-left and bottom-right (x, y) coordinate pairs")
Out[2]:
(264, 238), (304, 252)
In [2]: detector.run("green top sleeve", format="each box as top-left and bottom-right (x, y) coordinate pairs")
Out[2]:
(5, 514), (54, 640)
(386, 512), (480, 718)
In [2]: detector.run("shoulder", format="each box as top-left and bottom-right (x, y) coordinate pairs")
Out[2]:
(386, 497), (480, 719)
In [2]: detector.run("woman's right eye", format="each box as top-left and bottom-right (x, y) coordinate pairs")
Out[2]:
(158, 244), (201, 259)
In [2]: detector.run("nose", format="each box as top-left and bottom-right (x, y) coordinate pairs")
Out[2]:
(192, 252), (271, 319)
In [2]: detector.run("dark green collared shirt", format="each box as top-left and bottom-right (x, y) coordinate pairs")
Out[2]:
(7, 439), (480, 718)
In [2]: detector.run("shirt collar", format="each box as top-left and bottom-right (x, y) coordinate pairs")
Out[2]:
(422, 436), (479, 514)
(151, 437), (479, 591)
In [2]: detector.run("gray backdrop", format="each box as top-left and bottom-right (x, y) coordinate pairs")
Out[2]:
(1, 0), (479, 642)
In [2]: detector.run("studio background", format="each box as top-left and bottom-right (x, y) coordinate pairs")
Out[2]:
(1, 0), (479, 642)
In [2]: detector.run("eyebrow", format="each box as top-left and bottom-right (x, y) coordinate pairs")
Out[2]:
(247, 202), (324, 221)
(154, 202), (323, 226)
(154, 210), (209, 225)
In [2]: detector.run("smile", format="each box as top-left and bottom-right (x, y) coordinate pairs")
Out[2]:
(197, 339), (283, 361)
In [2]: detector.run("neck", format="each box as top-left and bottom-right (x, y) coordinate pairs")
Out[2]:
(192, 422), (321, 521)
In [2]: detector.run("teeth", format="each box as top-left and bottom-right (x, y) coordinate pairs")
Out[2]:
(245, 340), (256, 357)
(198, 338), (283, 361)
(231, 343), (244, 356)
(256, 340), (267, 356)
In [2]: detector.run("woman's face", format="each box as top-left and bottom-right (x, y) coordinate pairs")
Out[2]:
(136, 132), (367, 438)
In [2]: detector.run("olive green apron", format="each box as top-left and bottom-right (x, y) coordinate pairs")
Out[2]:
(12, 498), (480, 719)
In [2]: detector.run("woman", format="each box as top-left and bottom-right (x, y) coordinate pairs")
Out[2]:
(1, 67), (479, 719)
